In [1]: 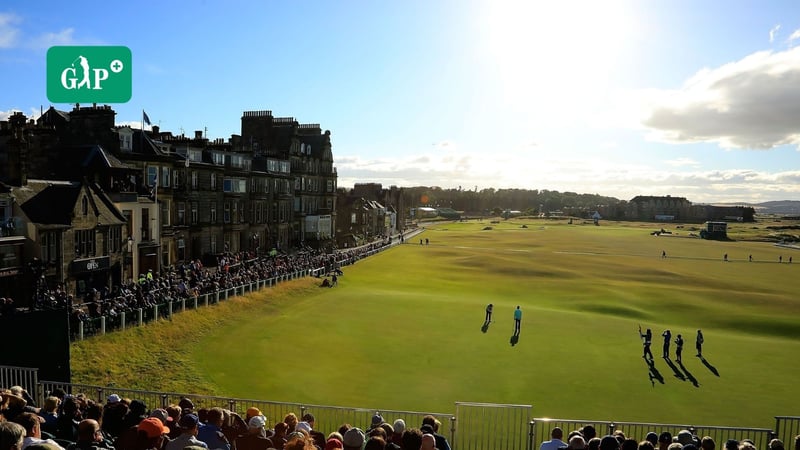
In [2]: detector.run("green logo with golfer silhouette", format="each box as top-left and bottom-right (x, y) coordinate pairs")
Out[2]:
(47, 46), (132, 103)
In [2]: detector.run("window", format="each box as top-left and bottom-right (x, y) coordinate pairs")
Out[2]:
(212, 153), (224, 165)
(122, 210), (133, 239)
(75, 229), (96, 257)
(42, 231), (59, 264)
(223, 178), (247, 193)
(177, 202), (185, 225)
(210, 202), (217, 224)
(223, 202), (231, 223)
(173, 170), (180, 188)
(210, 173), (217, 190)
(191, 171), (198, 189)
(210, 234), (217, 253)
(326, 198), (332, 210)
(108, 226), (122, 253)
(81, 196), (89, 216)
(161, 200), (170, 226)
(147, 166), (158, 186)
(161, 166), (170, 188)
(327, 180), (333, 192)
(191, 202), (198, 224)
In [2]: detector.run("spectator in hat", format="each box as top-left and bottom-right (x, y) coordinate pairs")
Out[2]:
(1, 422), (26, 450)
(645, 433), (659, 448)
(420, 416), (450, 450)
(769, 439), (784, 450)
(588, 438), (601, 450)
(13, 412), (64, 450)
(390, 420), (404, 447)
(325, 437), (343, 450)
(343, 428), (365, 450)
(132, 418), (169, 450)
(197, 408), (230, 450)
(367, 415), (383, 434)
(234, 415), (270, 450)
(723, 440), (738, 450)
(540, 427), (567, 450)
(178, 399), (194, 415)
(400, 429), (422, 450)
(166, 414), (206, 450)
(676, 431), (694, 447)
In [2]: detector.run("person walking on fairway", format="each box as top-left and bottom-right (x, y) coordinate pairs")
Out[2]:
(661, 329), (671, 358)
(513, 306), (522, 335)
(674, 333), (684, 363)
(696, 329), (704, 357)
(485, 303), (493, 324)
(639, 326), (653, 360)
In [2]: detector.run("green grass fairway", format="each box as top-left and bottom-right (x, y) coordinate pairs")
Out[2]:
(72, 220), (800, 428)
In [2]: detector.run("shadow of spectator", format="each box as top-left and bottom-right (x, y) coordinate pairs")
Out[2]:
(678, 361), (700, 387)
(481, 322), (490, 333)
(663, 357), (687, 382)
(646, 359), (665, 386)
(510, 334), (519, 346)
(700, 356), (720, 377)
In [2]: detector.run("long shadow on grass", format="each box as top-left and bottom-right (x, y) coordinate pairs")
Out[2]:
(510, 334), (519, 346)
(645, 358), (665, 387)
(663, 357), (687, 382)
(678, 361), (700, 387)
(700, 356), (720, 377)
(481, 322), (490, 333)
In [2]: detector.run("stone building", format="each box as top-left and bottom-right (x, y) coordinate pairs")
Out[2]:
(0, 104), (339, 301)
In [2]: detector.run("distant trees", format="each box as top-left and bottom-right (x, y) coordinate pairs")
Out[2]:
(402, 186), (622, 217)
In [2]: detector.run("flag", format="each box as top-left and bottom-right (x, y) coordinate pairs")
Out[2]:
(143, 110), (152, 126)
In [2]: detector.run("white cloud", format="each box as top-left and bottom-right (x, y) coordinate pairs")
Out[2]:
(640, 47), (800, 150)
(0, 108), (41, 121)
(790, 29), (800, 44)
(664, 157), (700, 167)
(0, 12), (21, 48)
(770, 25), (781, 43)
(335, 144), (800, 203)
(28, 27), (76, 49)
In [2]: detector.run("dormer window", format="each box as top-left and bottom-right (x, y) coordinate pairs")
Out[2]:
(81, 196), (89, 216)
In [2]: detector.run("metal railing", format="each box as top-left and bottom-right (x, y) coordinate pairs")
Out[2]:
(774, 416), (800, 448)
(0, 365), (39, 401)
(532, 418), (775, 450)
(29, 379), (790, 450)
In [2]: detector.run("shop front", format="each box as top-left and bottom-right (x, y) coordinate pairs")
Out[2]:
(70, 255), (110, 298)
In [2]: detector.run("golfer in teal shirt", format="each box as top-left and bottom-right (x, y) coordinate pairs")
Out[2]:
(513, 305), (522, 335)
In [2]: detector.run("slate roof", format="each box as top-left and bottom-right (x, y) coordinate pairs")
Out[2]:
(13, 179), (125, 226)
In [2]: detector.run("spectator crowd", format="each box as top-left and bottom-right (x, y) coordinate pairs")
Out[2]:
(0, 386), (454, 450)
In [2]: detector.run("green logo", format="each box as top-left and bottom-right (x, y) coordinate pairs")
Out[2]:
(47, 46), (132, 103)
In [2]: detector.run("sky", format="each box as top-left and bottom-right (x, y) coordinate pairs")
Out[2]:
(2, 0), (800, 203)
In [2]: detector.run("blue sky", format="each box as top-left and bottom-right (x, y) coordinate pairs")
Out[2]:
(2, 0), (800, 203)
